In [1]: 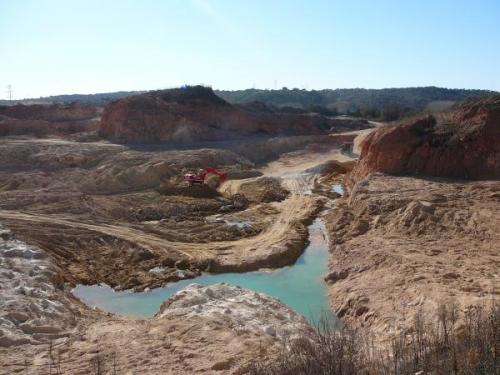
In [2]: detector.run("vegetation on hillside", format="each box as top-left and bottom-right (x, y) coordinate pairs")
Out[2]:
(2, 86), (496, 122)
(0, 91), (145, 106)
(250, 303), (499, 375)
(216, 87), (496, 121)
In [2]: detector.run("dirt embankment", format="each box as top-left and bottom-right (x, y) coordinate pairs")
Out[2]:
(237, 177), (289, 203)
(1, 281), (312, 374)
(0, 103), (100, 138)
(324, 97), (500, 343)
(233, 133), (356, 164)
(99, 86), (370, 144)
(0, 132), (348, 291)
(348, 95), (500, 185)
(0, 130), (356, 374)
(325, 175), (500, 342)
(0, 233), (311, 374)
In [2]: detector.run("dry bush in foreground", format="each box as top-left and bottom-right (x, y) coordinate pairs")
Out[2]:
(249, 303), (499, 375)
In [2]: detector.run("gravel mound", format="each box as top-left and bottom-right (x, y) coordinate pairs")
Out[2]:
(0, 224), (77, 347)
(156, 283), (312, 341)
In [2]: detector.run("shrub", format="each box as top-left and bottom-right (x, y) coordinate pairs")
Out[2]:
(249, 303), (499, 375)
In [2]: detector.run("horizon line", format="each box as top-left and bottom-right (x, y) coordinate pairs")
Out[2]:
(3, 85), (498, 102)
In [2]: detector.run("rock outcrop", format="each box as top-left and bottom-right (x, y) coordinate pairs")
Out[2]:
(349, 95), (500, 184)
(99, 86), (369, 144)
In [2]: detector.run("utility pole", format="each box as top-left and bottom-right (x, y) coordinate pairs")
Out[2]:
(7, 85), (12, 101)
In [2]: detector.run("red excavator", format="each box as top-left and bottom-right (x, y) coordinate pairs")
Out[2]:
(183, 167), (227, 188)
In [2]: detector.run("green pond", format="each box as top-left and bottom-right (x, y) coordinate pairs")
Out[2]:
(72, 217), (334, 324)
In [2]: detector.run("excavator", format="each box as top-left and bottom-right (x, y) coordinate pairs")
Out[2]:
(183, 167), (227, 189)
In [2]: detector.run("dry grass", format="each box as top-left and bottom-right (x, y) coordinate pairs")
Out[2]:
(249, 303), (499, 375)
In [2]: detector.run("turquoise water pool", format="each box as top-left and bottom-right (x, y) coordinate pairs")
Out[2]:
(72, 218), (333, 323)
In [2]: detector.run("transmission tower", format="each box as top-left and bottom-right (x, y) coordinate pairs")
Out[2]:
(7, 85), (12, 101)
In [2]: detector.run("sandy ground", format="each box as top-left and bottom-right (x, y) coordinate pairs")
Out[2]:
(222, 148), (353, 195)
(0, 145), (336, 284)
(0, 132), (365, 292)
(324, 174), (500, 342)
(2, 283), (313, 374)
(0, 132), (362, 374)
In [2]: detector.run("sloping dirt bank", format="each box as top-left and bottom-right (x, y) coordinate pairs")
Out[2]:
(0, 133), (356, 374)
(323, 97), (500, 344)
(0, 243), (310, 374)
(0, 194), (321, 290)
(325, 152), (499, 343)
(0, 134), (352, 291)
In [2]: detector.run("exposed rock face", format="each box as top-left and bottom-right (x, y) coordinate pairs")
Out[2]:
(99, 86), (369, 144)
(349, 95), (500, 184)
(157, 283), (313, 341)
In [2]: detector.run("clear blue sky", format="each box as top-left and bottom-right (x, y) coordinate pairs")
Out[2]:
(1, 0), (499, 99)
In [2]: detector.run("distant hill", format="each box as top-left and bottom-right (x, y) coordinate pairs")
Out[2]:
(216, 87), (497, 121)
(0, 91), (145, 106)
(1, 86), (496, 121)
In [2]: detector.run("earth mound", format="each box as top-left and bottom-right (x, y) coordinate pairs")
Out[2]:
(324, 175), (500, 341)
(157, 283), (312, 341)
(99, 86), (370, 144)
(238, 177), (290, 203)
(0, 224), (77, 347)
(0, 102), (97, 122)
(0, 102), (99, 137)
(349, 95), (500, 184)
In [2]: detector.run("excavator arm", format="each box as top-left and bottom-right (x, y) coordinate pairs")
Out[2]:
(201, 167), (227, 184)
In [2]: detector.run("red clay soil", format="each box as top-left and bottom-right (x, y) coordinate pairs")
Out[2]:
(348, 95), (500, 184)
(99, 86), (369, 144)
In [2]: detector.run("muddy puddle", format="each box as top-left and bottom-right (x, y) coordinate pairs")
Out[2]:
(72, 217), (333, 323)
